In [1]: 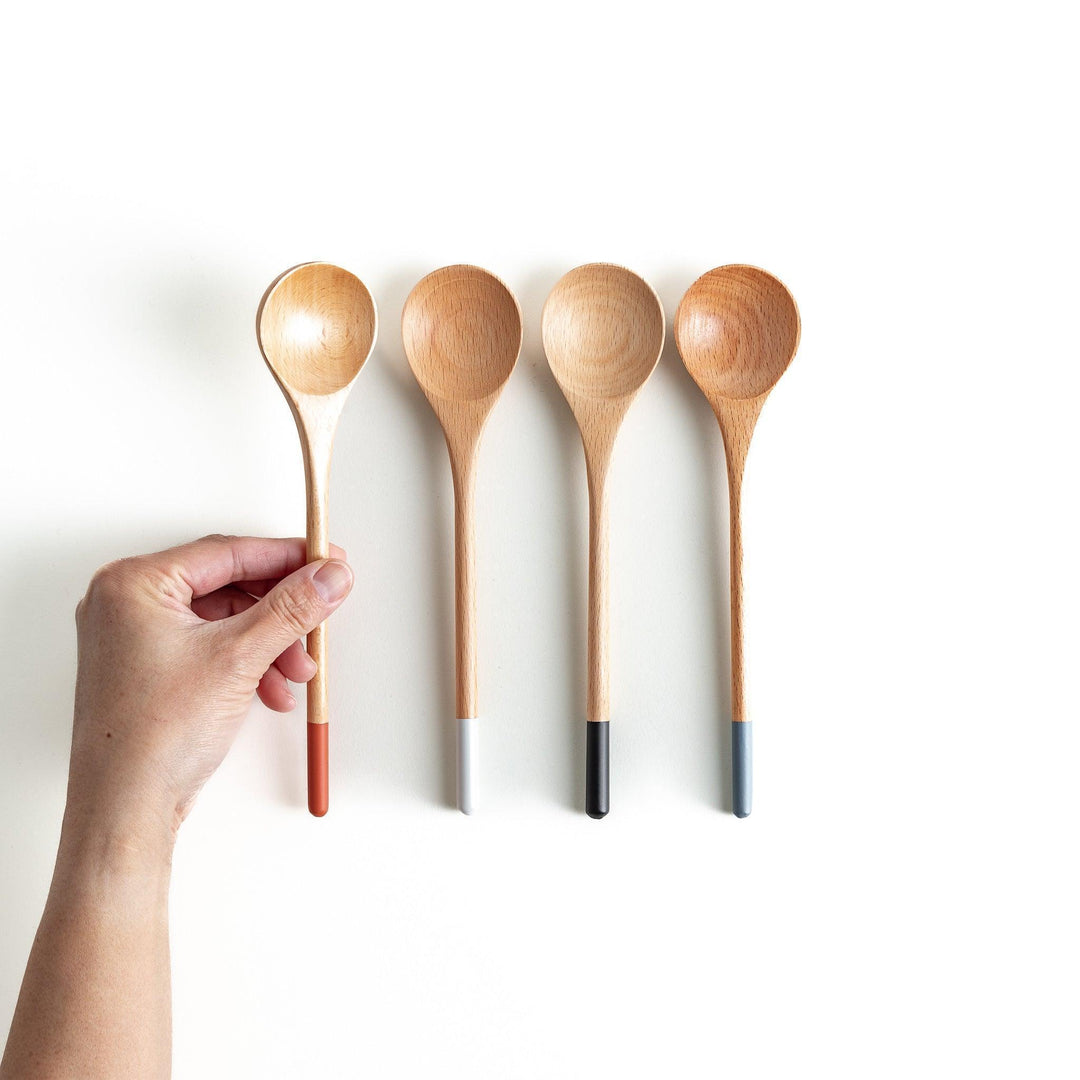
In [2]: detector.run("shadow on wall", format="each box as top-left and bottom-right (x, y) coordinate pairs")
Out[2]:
(336, 263), (592, 812)
(655, 266), (734, 813)
(515, 265), (593, 810)
(331, 264), (460, 810)
(358, 261), (738, 814)
(519, 262), (735, 813)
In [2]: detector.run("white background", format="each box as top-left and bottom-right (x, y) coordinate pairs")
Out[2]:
(1, 2), (1077, 1077)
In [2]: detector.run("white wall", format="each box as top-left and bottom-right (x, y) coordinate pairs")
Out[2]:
(1, 2), (1076, 1076)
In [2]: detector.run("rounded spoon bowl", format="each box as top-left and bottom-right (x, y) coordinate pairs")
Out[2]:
(258, 262), (376, 399)
(675, 264), (799, 402)
(403, 264), (520, 408)
(543, 263), (664, 406)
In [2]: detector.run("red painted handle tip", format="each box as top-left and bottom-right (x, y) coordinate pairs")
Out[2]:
(307, 723), (329, 817)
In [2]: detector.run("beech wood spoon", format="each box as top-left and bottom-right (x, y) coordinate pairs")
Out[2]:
(257, 262), (377, 816)
(674, 265), (800, 818)
(542, 264), (664, 818)
(402, 265), (521, 814)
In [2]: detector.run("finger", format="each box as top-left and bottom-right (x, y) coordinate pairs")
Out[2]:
(257, 665), (297, 713)
(191, 585), (256, 622)
(232, 579), (278, 599)
(195, 587), (315, 678)
(224, 560), (354, 673)
(275, 638), (317, 683)
(206, 544), (349, 600)
(145, 536), (349, 601)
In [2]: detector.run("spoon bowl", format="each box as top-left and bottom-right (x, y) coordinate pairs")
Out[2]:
(403, 265), (520, 405)
(256, 262), (377, 817)
(675, 265), (799, 401)
(258, 262), (376, 399)
(543, 263), (664, 404)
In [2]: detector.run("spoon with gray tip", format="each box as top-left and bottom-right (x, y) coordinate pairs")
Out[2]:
(675, 264), (800, 818)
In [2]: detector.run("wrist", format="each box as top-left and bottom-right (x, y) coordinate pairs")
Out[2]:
(58, 796), (177, 882)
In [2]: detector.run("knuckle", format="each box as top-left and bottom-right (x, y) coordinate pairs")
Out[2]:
(82, 558), (138, 607)
(197, 534), (246, 583)
(266, 585), (318, 637)
(250, 547), (275, 579)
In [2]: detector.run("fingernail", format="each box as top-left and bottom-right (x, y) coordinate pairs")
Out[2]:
(312, 560), (353, 602)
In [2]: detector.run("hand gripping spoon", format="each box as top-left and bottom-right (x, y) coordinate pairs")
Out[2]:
(542, 264), (664, 818)
(256, 263), (377, 816)
(402, 265), (522, 814)
(674, 265), (800, 818)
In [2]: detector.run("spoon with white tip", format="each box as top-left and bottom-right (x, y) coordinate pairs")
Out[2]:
(402, 265), (521, 814)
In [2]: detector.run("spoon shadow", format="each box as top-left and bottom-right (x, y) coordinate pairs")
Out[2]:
(372, 265), (459, 810)
(518, 266), (588, 812)
(655, 268), (733, 813)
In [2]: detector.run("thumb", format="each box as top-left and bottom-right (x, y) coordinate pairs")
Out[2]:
(228, 559), (353, 671)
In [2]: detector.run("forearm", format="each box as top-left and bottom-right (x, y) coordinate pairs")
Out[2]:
(1, 814), (174, 1080)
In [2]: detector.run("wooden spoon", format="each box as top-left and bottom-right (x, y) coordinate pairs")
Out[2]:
(402, 265), (522, 814)
(542, 264), (664, 818)
(674, 265), (800, 818)
(256, 262), (378, 817)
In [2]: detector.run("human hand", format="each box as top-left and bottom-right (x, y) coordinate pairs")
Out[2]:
(65, 535), (353, 852)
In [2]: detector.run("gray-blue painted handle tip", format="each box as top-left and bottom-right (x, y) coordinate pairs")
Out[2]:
(733, 721), (752, 818)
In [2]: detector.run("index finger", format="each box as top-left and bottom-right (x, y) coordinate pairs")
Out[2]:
(145, 535), (348, 600)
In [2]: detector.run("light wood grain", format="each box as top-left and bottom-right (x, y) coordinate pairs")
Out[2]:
(674, 265), (800, 725)
(402, 265), (521, 720)
(257, 263), (377, 814)
(542, 264), (664, 725)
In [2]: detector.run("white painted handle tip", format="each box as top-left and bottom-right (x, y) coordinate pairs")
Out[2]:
(457, 716), (478, 815)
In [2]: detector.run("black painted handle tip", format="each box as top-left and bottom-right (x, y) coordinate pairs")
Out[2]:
(586, 721), (609, 819)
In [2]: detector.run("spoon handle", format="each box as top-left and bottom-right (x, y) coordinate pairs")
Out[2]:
(586, 462), (611, 818)
(304, 438), (332, 817)
(716, 397), (764, 819)
(727, 459), (751, 818)
(306, 625), (329, 816)
(453, 454), (479, 814)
